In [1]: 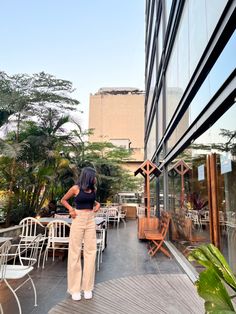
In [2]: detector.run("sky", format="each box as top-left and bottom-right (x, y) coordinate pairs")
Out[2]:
(0, 0), (145, 129)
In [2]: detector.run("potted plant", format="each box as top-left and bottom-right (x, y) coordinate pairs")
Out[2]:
(188, 244), (236, 313)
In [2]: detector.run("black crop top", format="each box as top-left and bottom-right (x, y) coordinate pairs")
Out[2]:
(74, 189), (96, 210)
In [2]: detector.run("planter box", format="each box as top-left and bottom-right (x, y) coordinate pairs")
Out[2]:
(122, 205), (137, 219)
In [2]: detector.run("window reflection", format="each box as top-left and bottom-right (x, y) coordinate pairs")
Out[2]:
(169, 149), (210, 257)
(169, 103), (236, 271)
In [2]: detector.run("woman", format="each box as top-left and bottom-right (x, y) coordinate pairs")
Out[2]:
(61, 167), (100, 301)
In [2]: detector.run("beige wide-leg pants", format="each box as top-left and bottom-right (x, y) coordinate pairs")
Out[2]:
(68, 211), (97, 294)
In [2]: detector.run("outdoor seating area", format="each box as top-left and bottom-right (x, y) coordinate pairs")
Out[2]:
(0, 219), (202, 314)
(0, 213), (109, 313)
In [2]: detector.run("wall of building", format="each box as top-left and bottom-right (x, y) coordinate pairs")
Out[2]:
(89, 89), (145, 170)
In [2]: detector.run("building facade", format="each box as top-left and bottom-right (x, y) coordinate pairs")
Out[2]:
(145, 0), (236, 271)
(89, 88), (145, 173)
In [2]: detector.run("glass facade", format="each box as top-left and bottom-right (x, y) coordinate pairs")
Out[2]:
(145, 0), (236, 271)
(169, 104), (236, 271)
(165, 0), (228, 129)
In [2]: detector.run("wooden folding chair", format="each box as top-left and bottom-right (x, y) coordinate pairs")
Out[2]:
(144, 211), (171, 258)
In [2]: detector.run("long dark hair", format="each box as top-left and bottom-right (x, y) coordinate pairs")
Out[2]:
(77, 167), (96, 191)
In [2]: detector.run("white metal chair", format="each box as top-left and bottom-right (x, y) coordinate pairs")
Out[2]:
(95, 209), (108, 229)
(106, 208), (120, 228)
(42, 219), (70, 268)
(19, 217), (47, 268)
(118, 208), (127, 227)
(96, 229), (105, 271)
(0, 235), (42, 314)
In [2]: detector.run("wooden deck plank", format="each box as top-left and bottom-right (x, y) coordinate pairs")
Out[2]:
(48, 274), (204, 314)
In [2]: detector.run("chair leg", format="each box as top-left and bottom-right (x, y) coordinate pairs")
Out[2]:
(42, 247), (48, 269)
(148, 240), (171, 258)
(159, 246), (171, 258)
(100, 249), (103, 263)
(27, 274), (37, 306)
(97, 249), (100, 271)
(37, 245), (43, 268)
(37, 238), (46, 268)
(4, 279), (22, 314)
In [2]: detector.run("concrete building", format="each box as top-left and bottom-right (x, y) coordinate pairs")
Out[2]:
(89, 88), (145, 173)
(145, 0), (236, 272)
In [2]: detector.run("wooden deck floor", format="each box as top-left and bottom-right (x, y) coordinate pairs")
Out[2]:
(49, 274), (204, 314)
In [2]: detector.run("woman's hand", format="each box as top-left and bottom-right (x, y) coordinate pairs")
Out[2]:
(70, 209), (77, 219)
(93, 201), (101, 213)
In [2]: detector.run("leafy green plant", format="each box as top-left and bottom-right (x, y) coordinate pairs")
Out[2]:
(188, 244), (236, 313)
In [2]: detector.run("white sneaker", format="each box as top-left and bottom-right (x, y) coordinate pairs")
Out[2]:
(84, 290), (93, 299)
(72, 292), (81, 301)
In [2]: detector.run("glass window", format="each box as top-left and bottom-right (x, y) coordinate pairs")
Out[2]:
(167, 103), (236, 268)
(177, 6), (189, 93)
(190, 31), (236, 123)
(205, 0), (228, 40)
(165, 30), (236, 150)
(167, 109), (189, 152)
(166, 44), (179, 127)
(157, 89), (163, 145)
(165, 0), (228, 129)
(188, 0), (208, 75)
(146, 113), (157, 160)
(146, 1), (156, 74)
(193, 103), (236, 272)
(166, 1), (189, 128)
(168, 150), (210, 257)
(165, 0), (173, 28)
(189, 0), (227, 76)
(157, 13), (163, 67)
(146, 53), (157, 117)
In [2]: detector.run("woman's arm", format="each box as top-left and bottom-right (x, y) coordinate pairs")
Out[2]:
(93, 201), (101, 212)
(61, 185), (78, 219)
